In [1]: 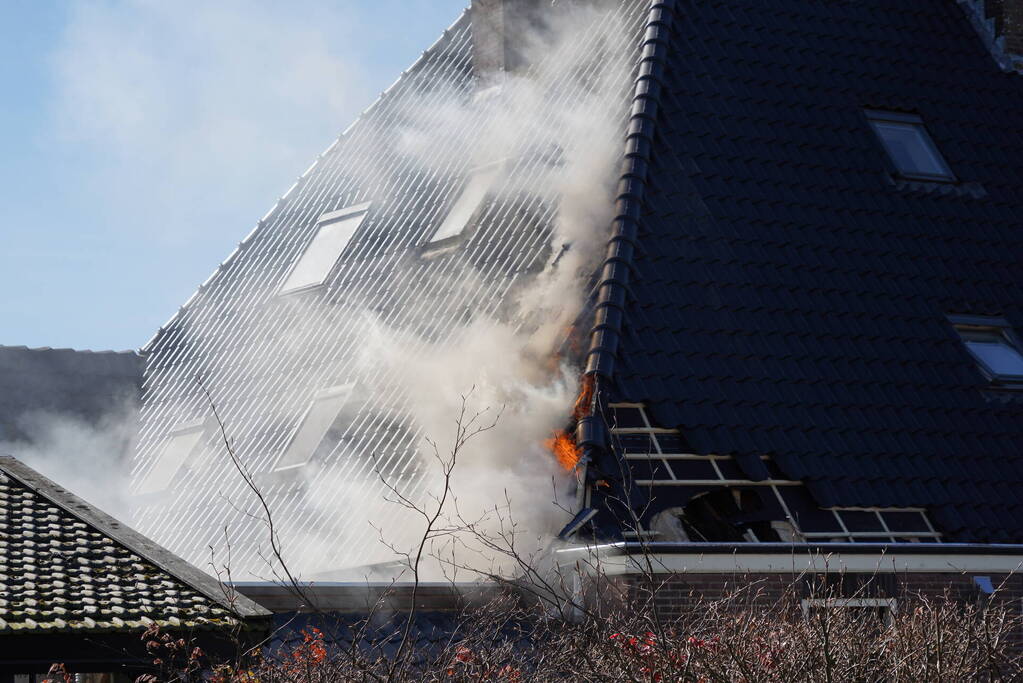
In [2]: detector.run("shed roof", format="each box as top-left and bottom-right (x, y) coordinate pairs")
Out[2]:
(0, 456), (269, 635)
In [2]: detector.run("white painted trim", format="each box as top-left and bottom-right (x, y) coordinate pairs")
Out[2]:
(555, 545), (1023, 575)
(318, 201), (372, 225)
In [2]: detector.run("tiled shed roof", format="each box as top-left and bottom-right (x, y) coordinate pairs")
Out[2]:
(0, 456), (269, 634)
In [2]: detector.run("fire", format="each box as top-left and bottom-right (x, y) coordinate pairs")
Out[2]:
(542, 374), (594, 471)
(572, 374), (595, 420)
(545, 429), (582, 471)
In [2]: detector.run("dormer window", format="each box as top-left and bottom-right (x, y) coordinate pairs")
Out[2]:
(866, 110), (955, 182)
(951, 316), (1023, 384)
(427, 165), (500, 245)
(278, 202), (371, 294)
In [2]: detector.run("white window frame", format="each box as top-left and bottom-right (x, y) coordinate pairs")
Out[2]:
(427, 164), (501, 245)
(865, 109), (955, 182)
(278, 202), (371, 295)
(274, 383), (356, 472)
(950, 315), (1023, 385)
(135, 419), (208, 495)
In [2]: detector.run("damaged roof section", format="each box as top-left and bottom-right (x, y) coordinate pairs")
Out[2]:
(0, 456), (269, 634)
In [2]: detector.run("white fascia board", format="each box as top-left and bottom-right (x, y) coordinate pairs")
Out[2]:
(556, 544), (1023, 575)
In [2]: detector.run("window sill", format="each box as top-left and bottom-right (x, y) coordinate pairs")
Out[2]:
(887, 174), (987, 199)
(275, 283), (326, 299)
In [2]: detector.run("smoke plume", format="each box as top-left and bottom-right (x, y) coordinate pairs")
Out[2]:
(263, 2), (638, 580)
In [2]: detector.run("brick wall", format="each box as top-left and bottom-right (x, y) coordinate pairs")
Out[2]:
(583, 570), (1023, 647)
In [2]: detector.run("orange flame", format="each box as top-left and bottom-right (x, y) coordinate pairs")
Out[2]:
(545, 429), (582, 471)
(572, 374), (595, 421)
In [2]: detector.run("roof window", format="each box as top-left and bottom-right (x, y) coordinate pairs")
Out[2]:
(136, 421), (208, 495)
(428, 165), (500, 245)
(275, 384), (356, 471)
(865, 110), (955, 181)
(279, 202), (371, 294)
(952, 316), (1023, 384)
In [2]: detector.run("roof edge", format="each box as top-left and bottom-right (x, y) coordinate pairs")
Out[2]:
(557, 542), (1023, 575)
(583, 0), (677, 380)
(141, 8), (473, 355)
(0, 456), (271, 619)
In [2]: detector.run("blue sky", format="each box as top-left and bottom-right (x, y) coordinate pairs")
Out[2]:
(0, 0), (466, 351)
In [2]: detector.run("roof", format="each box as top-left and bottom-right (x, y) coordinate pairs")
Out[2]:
(0, 345), (142, 443)
(132, 0), (655, 574)
(591, 0), (1023, 542)
(0, 456), (270, 635)
(133, 0), (1023, 576)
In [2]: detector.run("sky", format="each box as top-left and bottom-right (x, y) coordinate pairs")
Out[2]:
(0, 0), (466, 352)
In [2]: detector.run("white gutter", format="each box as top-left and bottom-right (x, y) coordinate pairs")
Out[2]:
(555, 543), (1023, 575)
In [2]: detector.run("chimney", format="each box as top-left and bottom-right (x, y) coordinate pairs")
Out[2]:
(988, 0), (1023, 54)
(471, 0), (548, 83)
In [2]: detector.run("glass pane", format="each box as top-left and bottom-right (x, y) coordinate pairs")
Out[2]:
(965, 339), (1023, 376)
(872, 121), (950, 177)
(136, 426), (205, 494)
(430, 166), (500, 243)
(277, 390), (352, 470)
(280, 210), (368, 293)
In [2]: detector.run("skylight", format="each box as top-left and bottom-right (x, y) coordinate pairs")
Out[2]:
(428, 166), (500, 244)
(279, 202), (371, 294)
(275, 384), (356, 471)
(136, 421), (207, 495)
(952, 316), (1023, 383)
(865, 110), (955, 181)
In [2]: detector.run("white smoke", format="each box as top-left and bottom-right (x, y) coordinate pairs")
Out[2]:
(264, 3), (637, 581)
(0, 401), (138, 525)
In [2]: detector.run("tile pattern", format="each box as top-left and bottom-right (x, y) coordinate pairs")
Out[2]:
(0, 458), (262, 634)
(612, 0), (1023, 541)
(133, 2), (654, 574)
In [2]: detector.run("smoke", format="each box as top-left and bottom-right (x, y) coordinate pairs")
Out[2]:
(0, 401), (138, 525)
(51, 0), (368, 247)
(261, 3), (638, 580)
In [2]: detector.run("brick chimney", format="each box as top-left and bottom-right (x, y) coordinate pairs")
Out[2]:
(988, 0), (1023, 54)
(471, 0), (548, 83)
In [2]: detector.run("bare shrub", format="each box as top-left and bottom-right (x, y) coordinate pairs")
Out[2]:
(51, 386), (1018, 682)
